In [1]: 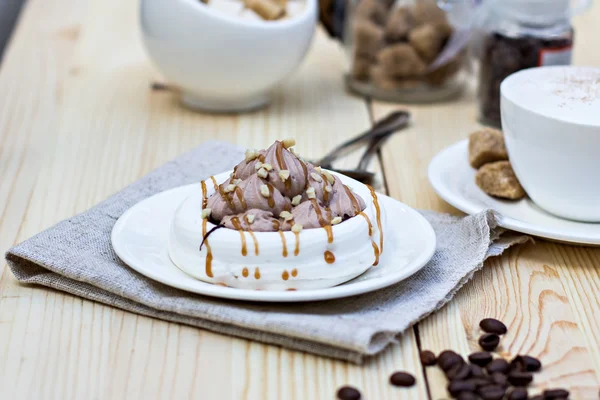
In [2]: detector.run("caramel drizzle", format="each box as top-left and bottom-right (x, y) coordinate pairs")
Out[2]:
(291, 268), (298, 277)
(344, 184), (360, 215)
(201, 180), (213, 278)
(210, 176), (219, 192)
(367, 185), (384, 254)
(282, 270), (289, 281)
(254, 267), (261, 279)
(321, 173), (330, 203)
(242, 267), (249, 277)
(245, 221), (259, 256)
(301, 161), (308, 189)
(293, 232), (300, 256)
(258, 154), (265, 163)
(276, 142), (292, 191)
(230, 217), (248, 256)
(372, 241), (380, 266)
(266, 183), (275, 208)
(234, 186), (247, 210)
(232, 165), (238, 179)
(324, 250), (335, 264)
(359, 212), (373, 236)
(279, 230), (288, 257)
(310, 198), (333, 244)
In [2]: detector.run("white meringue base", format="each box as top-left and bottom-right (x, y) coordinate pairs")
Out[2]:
(168, 171), (383, 290)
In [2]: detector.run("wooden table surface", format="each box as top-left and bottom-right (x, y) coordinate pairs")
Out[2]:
(1, 0), (599, 399)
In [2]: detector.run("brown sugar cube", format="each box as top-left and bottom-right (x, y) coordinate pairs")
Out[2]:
(425, 53), (464, 86)
(370, 66), (422, 91)
(409, 24), (446, 63)
(246, 0), (285, 20)
(468, 128), (508, 168)
(353, 20), (384, 60)
(354, 0), (387, 26)
(377, 43), (427, 78)
(412, 0), (453, 37)
(351, 57), (372, 81)
(476, 161), (526, 200)
(384, 7), (414, 42)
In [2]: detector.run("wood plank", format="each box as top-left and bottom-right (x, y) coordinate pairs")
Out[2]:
(0, 0), (422, 398)
(373, 3), (600, 398)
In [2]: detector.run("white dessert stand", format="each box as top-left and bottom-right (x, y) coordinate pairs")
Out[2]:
(111, 184), (436, 302)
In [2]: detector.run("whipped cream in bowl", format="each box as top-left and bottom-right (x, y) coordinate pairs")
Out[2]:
(168, 140), (385, 290)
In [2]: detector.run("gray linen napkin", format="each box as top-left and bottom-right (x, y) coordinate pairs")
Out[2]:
(5, 141), (529, 363)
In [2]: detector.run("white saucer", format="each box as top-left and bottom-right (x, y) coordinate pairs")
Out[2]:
(428, 140), (600, 245)
(111, 184), (436, 302)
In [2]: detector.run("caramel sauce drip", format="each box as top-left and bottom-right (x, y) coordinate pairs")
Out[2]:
(276, 142), (292, 191)
(359, 212), (373, 236)
(301, 160), (308, 189)
(266, 183), (275, 208)
(291, 268), (298, 277)
(272, 219), (281, 231)
(212, 175), (235, 211)
(324, 250), (335, 264)
(372, 241), (380, 266)
(279, 230), (288, 257)
(215, 282), (227, 287)
(202, 181), (214, 278)
(367, 185), (384, 254)
(230, 217), (248, 256)
(247, 229), (259, 256)
(258, 154), (265, 163)
(287, 288), (297, 291)
(254, 267), (261, 280)
(232, 165), (238, 179)
(310, 198), (333, 244)
(242, 267), (249, 278)
(322, 174), (330, 203)
(344, 184), (360, 215)
(210, 176), (219, 192)
(235, 186), (247, 210)
(293, 232), (300, 256)
(282, 270), (289, 281)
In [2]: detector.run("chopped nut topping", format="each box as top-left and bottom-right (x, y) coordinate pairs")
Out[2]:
(246, 214), (255, 224)
(224, 184), (236, 193)
(291, 195), (302, 206)
(245, 149), (258, 162)
(279, 211), (293, 221)
(306, 187), (316, 199)
(257, 168), (268, 179)
(278, 169), (290, 182)
(325, 185), (332, 193)
(323, 171), (335, 185)
(262, 163), (273, 171)
(260, 184), (270, 197)
(232, 178), (242, 185)
(201, 208), (212, 219)
(331, 216), (342, 225)
(310, 172), (323, 182)
(282, 137), (296, 149)
(315, 166), (322, 174)
(254, 161), (263, 170)
(291, 223), (303, 233)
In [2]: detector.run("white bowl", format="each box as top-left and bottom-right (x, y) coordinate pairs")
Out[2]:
(501, 66), (600, 222)
(140, 0), (317, 112)
(168, 170), (384, 290)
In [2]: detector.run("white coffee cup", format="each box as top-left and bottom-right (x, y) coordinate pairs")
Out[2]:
(501, 66), (600, 222)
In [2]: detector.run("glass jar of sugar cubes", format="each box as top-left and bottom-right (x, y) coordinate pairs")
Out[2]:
(342, 0), (474, 103)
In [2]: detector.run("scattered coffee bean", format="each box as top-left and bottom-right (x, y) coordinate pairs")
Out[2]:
(478, 384), (506, 400)
(490, 372), (509, 387)
(470, 364), (487, 378)
(457, 392), (478, 400)
(389, 371), (415, 387)
(529, 395), (544, 400)
(508, 387), (529, 400)
(420, 350), (437, 366)
(469, 351), (493, 367)
(486, 359), (510, 374)
(508, 371), (533, 387)
(480, 318), (508, 335)
(543, 388), (569, 399)
(438, 350), (465, 372)
(337, 386), (361, 400)
(479, 333), (501, 351)
(447, 363), (471, 381)
(448, 380), (477, 396)
(511, 355), (542, 372)
(470, 377), (493, 389)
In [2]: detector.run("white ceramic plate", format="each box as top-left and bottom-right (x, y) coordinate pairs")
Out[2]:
(111, 184), (436, 302)
(428, 140), (600, 245)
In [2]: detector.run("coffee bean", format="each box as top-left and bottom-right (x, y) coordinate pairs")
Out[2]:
(543, 388), (569, 399)
(420, 350), (437, 366)
(448, 380), (477, 396)
(469, 351), (493, 367)
(486, 359), (510, 374)
(337, 386), (361, 400)
(438, 350), (464, 372)
(457, 392), (478, 400)
(447, 363), (471, 381)
(508, 371), (533, 387)
(508, 387), (528, 400)
(478, 384), (506, 400)
(470, 377), (492, 388)
(529, 395), (544, 400)
(511, 355), (542, 372)
(490, 372), (508, 387)
(470, 364), (487, 378)
(389, 371), (415, 387)
(479, 333), (501, 351)
(480, 318), (508, 335)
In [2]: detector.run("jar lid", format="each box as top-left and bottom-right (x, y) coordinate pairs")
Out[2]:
(491, 0), (571, 25)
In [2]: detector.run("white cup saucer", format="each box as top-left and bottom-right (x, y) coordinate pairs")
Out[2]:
(428, 140), (600, 246)
(111, 184), (436, 302)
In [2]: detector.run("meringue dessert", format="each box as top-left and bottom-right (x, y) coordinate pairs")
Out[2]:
(169, 139), (385, 290)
